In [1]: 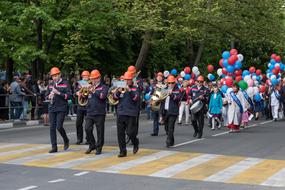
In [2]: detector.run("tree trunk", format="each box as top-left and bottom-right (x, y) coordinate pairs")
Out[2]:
(194, 43), (204, 66)
(135, 31), (152, 72)
(186, 39), (195, 67)
(36, 18), (43, 80)
(6, 57), (14, 83)
(230, 40), (235, 49)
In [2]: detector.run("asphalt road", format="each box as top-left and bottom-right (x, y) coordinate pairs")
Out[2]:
(0, 115), (285, 190)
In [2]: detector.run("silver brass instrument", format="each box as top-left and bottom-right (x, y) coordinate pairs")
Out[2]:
(150, 88), (170, 112)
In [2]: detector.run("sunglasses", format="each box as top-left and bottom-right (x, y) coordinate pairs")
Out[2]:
(168, 82), (175, 84)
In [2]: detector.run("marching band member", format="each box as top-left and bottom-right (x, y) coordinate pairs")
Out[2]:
(189, 76), (209, 139)
(226, 83), (245, 132)
(178, 80), (191, 125)
(270, 85), (281, 122)
(113, 71), (140, 157)
(75, 70), (90, 145)
(84, 70), (109, 155)
(162, 75), (182, 147)
(46, 67), (71, 153)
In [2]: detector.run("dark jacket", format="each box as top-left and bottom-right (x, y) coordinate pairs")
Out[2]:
(161, 84), (183, 116)
(46, 79), (72, 112)
(86, 83), (109, 116)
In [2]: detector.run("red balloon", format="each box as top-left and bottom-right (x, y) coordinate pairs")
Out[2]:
(230, 49), (238, 55)
(272, 69), (279, 75)
(235, 75), (242, 82)
(228, 56), (235, 65)
(266, 79), (271, 85)
(184, 67), (191, 74)
(207, 64), (214, 73)
(259, 85), (266, 93)
(220, 78), (226, 85)
(189, 79), (195, 86)
(275, 65), (280, 71)
(222, 68), (228, 75)
(275, 56), (281, 62)
(234, 69), (242, 76)
(249, 66), (256, 73)
(271, 54), (277, 59)
(219, 59), (224, 67)
(225, 77), (233, 87)
(256, 69), (262, 75)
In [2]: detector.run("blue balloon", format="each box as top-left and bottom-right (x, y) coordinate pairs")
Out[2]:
(271, 78), (278, 86)
(269, 64), (274, 71)
(222, 51), (230, 59)
(270, 59), (276, 65)
(227, 65), (234, 73)
(221, 85), (228, 94)
(254, 94), (262, 102)
(280, 64), (285, 71)
(209, 74), (215, 81)
(171, 69), (177, 76)
(223, 59), (229, 68)
(144, 94), (151, 101)
(242, 70), (250, 77)
(234, 61), (242, 70)
(184, 74), (191, 80)
(256, 75), (261, 81)
(221, 74), (226, 78)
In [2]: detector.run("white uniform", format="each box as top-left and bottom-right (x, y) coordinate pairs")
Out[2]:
(270, 90), (280, 119)
(227, 91), (246, 125)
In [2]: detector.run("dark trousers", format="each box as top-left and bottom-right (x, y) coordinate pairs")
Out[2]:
(76, 109), (87, 142)
(152, 111), (159, 134)
(191, 109), (205, 137)
(164, 113), (177, 146)
(85, 115), (105, 150)
(49, 111), (69, 148)
(10, 102), (23, 119)
(117, 115), (139, 153)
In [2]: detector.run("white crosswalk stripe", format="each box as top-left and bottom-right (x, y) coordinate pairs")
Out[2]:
(0, 145), (50, 157)
(261, 168), (285, 187)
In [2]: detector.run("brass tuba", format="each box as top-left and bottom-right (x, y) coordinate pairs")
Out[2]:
(150, 89), (169, 111)
(108, 87), (119, 106)
(78, 87), (89, 106)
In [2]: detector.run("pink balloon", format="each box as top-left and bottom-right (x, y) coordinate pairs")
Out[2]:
(247, 79), (254, 87)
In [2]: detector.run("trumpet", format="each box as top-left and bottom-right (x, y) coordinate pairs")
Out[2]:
(107, 86), (129, 106)
(78, 83), (98, 106)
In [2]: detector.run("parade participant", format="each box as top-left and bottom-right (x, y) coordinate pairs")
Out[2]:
(227, 83), (245, 133)
(240, 87), (254, 128)
(178, 80), (191, 125)
(113, 71), (140, 157)
(84, 70), (109, 155)
(189, 76), (209, 139)
(208, 84), (223, 130)
(46, 67), (71, 153)
(270, 84), (281, 122)
(162, 75), (182, 147)
(75, 70), (90, 145)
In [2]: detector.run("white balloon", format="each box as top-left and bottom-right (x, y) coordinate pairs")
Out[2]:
(163, 70), (169, 78)
(192, 66), (199, 73)
(244, 75), (251, 82)
(207, 74), (212, 80)
(252, 75), (257, 81)
(275, 63), (280, 67)
(254, 81), (259, 86)
(270, 75), (276, 80)
(180, 71), (185, 78)
(247, 87), (254, 98)
(268, 63), (271, 67)
(196, 71), (200, 76)
(237, 54), (244, 62)
(217, 68), (223, 76)
(260, 75), (263, 80)
(266, 73), (270, 78)
(226, 88), (233, 94)
(253, 86), (259, 94)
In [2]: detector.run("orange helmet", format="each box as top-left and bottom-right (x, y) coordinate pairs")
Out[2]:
(90, 70), (101, 79)
(81, 70), (90, 77)
(197, 75), (204, 82)
(157, 72), (163, 77)
(50, 67), (60, 76)
(123, 71), (134, 80)
(127, 65), (136, 74)
(167, 75), (176, 83)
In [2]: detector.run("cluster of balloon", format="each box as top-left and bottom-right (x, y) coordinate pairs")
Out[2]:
(266, 54), (284, 86)
(163, 66), (195, 83)
(207, 64), (215, 81)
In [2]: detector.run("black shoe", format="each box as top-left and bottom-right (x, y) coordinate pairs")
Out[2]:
(85, 146), (96, 154)
(118, 152), (127, 157)
(197, 134), (202, 139)
(178, 122), (182, 125)
(76, 140), (82, 145)
(193, 132), (198, 137)
(49, 147), (58, 153)
(133, 144), (139, 154)
(274, 119), (277, 122)
(95, 148), (102, 155)
(151, 133), (158, 136)
(64, 140), (69, 151)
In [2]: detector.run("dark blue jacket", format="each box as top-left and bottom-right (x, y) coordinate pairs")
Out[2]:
(46, 79), (72, 112)
(113, 85), (140, 117)
(87, 83), (109, 116)
(162, 85), (182, 116)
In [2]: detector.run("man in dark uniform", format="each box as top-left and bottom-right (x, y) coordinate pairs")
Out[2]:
(46, 67), (71, 153)
(84, 70), (109, 155)
(189, 75), (210, 139)
(113, 71), (140, 157)
(162, 75), (182, 147)
(75, 70), (90, 145)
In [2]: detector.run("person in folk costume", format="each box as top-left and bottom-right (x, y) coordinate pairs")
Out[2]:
(240, 86), (254, 128)
(113, 71), (140, 157)
(189, 76), (210, 138)
(46, 67), (72, 153)
(226, 82), (245, 133)
(208, 84), (223, 130)
(270, 84), (281, 122)
(75, 70), (90, 145)
(161, 75), (182, 147)
(150, 72), (165, 136)
(84, 70), (109, 155)
(264, 84), (272, 120)
(178, 79), (191, 125)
